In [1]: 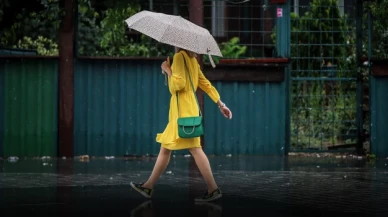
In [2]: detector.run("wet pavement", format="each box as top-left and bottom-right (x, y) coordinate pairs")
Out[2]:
(0, 155), (388, 217)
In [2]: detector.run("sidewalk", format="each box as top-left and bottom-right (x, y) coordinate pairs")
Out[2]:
(0, 155), (387, 217)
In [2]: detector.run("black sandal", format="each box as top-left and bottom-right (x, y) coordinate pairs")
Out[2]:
(130, 182), (154, 198)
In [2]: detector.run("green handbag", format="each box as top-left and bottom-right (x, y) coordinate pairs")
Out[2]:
(176, 53), (204, 138)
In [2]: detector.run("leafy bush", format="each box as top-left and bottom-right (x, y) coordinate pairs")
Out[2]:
(0, 0), (63, 55)
(13, 36), (58, 55)
(0, 0), (63, 46)
(76, 0), (102, 56)
(363, 0), (388, 58)
(78, 1), (170, 57)
(99, 5), (140, 56)
(273, 0), (357, 149)
(203, 37), (247, 64)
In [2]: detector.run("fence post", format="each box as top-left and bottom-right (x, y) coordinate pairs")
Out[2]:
(275, 1), (291, 155)
(356, 0), (364, 154)
(58, 0), (75, 157)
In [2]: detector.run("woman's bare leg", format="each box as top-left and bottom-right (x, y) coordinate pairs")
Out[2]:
(142, 147), (172, 189)
(189, 147), (218, 193)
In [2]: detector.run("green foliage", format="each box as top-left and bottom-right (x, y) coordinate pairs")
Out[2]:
(273, 1), (356, 74)
(76, 0), (154, 56)
(275, 0), (358, 149)
(0, 0), (63, 55)
(203, 37), (247, 64)
(1, 0), (385, 61)
(97, 3), (166, 57)
(219, 37), (247, 59)
(292, 0), (354, 76)
(99, 6), (139, 54)
(290, 81), (357, 149)
(138, 35), (174, 57)
(0, 0), (244, 58)
(9, 0), (62, 42)
(88, 2), (169, 57)
(13, 36), (58, 55)
(367, 153), (376, 160)
(76, 0), (102, 56)
(363, 0), (388, 58)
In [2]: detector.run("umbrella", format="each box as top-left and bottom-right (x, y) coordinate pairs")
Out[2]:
(124, 10), (222, 68)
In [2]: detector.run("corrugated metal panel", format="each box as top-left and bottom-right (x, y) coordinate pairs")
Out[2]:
(2, 58), (58, 157)
(204, 81), (286, 155)
(370, 76), (388, 157)
(74, 59), (170, 156)
(0, 60), (5, 157)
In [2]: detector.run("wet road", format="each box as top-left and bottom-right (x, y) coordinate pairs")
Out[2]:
(0, 156), (387, 217)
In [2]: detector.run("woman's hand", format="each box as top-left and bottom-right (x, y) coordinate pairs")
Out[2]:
(161, 56), (172, 76)
(217, 100), (232, 119)
(220, 106), (232, 119)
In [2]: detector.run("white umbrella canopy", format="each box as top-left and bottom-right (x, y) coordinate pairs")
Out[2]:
(125, 10), (222, 67)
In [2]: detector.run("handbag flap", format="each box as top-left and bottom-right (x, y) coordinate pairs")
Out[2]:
(177, 116), (202, 127)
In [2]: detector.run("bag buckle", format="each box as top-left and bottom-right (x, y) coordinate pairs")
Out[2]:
(182, 126), (196, 135)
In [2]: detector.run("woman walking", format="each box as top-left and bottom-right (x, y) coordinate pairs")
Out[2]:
(130, 47), (232, 202)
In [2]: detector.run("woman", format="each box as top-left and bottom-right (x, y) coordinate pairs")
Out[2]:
(130, 47), (232, 202)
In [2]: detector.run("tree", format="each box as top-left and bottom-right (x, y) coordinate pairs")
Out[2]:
(0, 0), (63, 55)
(291, 0), (355, 77)
(76, 0), (102, 56)
(363, 0), (388, 58)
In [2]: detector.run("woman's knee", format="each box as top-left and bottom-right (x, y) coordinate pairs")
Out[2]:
(188, 147), (202, 156)
(160, 147), (172, 156)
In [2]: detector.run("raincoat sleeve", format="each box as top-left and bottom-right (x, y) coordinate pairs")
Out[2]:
(170, 53), (186, 92)
(198, 67), (220, 103)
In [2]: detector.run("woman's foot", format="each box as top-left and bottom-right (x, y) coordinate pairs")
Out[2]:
(195, 188), (222, 202)
(130, 182), (153, 198)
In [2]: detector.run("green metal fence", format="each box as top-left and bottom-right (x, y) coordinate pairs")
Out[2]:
(0, 58), (58, 157)
(365, 0), (388, 157)
(370, 76), (388, 157)
(204, 80), (287, 156)
(73, 59), (170, 156)
(289, 0), (359, 151)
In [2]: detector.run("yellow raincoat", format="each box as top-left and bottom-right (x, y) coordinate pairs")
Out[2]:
(156, 50), (221, 150)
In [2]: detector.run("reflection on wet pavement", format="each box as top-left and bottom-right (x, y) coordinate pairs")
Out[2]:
(0, 156), (387, 217)
(130, 200), (223, 217)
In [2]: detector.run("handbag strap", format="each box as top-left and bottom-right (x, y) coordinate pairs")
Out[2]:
(176, 53), (202, 117)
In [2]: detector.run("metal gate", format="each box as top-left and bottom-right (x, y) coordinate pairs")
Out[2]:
(289, 0), (360, 151)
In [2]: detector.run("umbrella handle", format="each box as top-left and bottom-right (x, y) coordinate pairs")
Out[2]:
(208, 53), (216, 68)
(207, 48), (216, 68)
